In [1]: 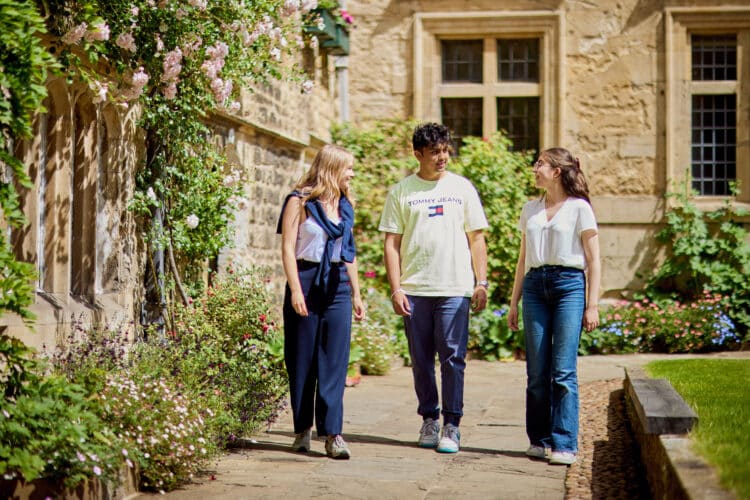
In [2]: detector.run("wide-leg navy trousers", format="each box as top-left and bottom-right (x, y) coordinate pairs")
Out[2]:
(283, 261), (351, 437)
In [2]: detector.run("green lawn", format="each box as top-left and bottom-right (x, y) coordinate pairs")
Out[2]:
(645, 359), (750, 499)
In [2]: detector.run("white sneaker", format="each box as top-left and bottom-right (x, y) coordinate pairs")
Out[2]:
(436, 424), (460, 453)
(417, 418), (440, 448)
(525, 445), (548, 459)
(291, 428), (312, 452)
(549, 451), (577, 465)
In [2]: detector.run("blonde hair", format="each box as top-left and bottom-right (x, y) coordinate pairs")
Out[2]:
(295, 144), (355, 205)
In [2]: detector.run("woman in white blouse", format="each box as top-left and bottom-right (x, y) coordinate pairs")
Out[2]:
(507, 148), (601, 466)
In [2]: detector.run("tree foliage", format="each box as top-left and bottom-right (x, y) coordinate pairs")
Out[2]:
(452, 134), (536, 304)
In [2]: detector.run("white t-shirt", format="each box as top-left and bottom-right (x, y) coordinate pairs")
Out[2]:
(379, 172), (489, 296)
(519, 196), (598, 274)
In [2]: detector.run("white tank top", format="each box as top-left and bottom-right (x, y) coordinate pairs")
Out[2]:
(295, 214), (343, 263)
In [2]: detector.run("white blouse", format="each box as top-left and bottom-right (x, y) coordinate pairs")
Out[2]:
(295, 214), (343, 263)
(519, 197), (598, 274)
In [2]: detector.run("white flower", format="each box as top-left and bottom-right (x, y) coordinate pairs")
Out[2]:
(188, 0), (208, 9)
(301, 0), (318, 13)
(186, 214), (199, 229)
(91, 81), (108, 104)
(302, 80), (314, 94)
(283, 0), (300, 15)
(146, 187), (157, 201)
(61, 23), (88, 45)
(270, 47), (281, 61)
(85, 22), (110, 42)
(116, 32), (137, 52)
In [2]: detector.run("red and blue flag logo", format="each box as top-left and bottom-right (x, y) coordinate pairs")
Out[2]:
(428, 205), (444, 217)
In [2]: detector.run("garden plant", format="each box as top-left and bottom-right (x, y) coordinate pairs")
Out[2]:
(47, 266), (286, 492)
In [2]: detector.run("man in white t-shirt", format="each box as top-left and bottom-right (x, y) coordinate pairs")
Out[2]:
(379, 123), (489, 453)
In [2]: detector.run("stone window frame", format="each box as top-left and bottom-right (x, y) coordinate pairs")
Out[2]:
(14, 80), (131, 302)
(413, 10), (564, 149)
(665, 7), (750, 208)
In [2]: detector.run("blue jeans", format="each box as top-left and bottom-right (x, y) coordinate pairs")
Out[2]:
(402, 296), (470, 427)
(522, 266), (585, 453)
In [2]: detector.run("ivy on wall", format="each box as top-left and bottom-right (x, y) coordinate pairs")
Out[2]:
(0, 0), (58, 321)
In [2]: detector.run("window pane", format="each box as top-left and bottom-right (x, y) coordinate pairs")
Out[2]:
(691, 94), (736, 195)
(442, 40), (483, 83)
(691, 35), (737, 81)
(441, 98), (483, 152)
(496, 97), (539, 152)
(497, 39), (539, 82)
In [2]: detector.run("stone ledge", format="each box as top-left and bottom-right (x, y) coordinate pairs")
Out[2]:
(624, 367), (735, 499)
(626, 366), (697, 434)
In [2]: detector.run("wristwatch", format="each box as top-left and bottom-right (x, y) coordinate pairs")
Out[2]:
(476, 280), (489, 289)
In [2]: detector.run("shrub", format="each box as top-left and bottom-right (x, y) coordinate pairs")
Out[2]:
(645, 180), (750, 340)
(96, 374), (214, 492)
(134, 266), (288, 446)
(453, 134), (536, 305)
(0, 335), (123, 489)
(468, 305), (525, 361)
(51, 317), (131, 395)
(332, 120), (418, 292)
(47, 266), (287, 490)
(580, 293), (740, 355)
(352, 288), (405, 375)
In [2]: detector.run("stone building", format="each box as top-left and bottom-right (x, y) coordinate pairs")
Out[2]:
(5, 0), (750, 346)
(4, 40), (346, 349)
(344, 0), (750, 299)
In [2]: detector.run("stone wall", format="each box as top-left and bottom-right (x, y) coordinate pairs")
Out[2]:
(217, 50), (343, 302)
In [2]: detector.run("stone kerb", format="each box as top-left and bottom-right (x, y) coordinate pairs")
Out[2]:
(624, 366), (735, 500)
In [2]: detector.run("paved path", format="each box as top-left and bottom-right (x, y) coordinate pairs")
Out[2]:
(139, 353), (746, 500)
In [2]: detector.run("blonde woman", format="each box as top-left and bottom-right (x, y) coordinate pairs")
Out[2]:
(277, 144), (365, 459)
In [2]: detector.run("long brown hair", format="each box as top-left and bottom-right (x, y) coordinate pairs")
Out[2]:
(295, 144), (355, 206)
(542, 147), (590, 204)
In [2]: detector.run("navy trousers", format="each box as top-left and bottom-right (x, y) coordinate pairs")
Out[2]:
(283, 261), (352, 437)
(402, 295), (470, 427)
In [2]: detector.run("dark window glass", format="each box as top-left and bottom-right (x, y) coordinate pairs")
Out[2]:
(497, 39), (539, 82)
(691, 94), (736, 195)
(441, 98), (483, 152)
(692, 35), (737, 81)
(497, 97), (539, 153)
(441, 40), (483, 83)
